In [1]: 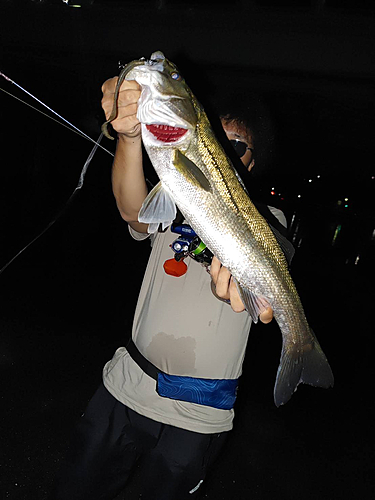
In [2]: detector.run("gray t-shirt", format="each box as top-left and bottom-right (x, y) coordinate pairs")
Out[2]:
(103, 208), (286, 434)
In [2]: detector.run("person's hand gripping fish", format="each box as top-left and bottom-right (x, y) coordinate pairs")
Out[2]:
(101, 78), (142, 138)
(210, 256), (273, 321)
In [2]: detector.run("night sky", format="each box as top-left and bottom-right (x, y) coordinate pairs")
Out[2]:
(1, 2), (374, 499)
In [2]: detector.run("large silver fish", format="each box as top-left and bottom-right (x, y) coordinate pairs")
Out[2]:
(102, 51), (334, 406)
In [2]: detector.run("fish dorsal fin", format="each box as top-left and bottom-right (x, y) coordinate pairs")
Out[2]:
(138, 181), (177, 233)
(173, 150), (212, 192)
(233, 278), (271, 324)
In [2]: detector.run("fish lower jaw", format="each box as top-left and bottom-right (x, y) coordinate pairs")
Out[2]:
(145, 123), (188, 143)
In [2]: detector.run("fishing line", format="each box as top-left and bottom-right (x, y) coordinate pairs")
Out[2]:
(0, 86), (93, 143)
(0, 71), (114, 158)
(0, 70), (149, 276)
(0, 70), (115, 275)
(0, 133), (104, 276)
(0, 69), (115, 275)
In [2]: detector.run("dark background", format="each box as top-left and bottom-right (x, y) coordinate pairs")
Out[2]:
(0, 1), (374, 499)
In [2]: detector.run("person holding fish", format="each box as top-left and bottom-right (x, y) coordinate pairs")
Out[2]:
(50, 53), (332, 500)
(106, 82), (276, 318)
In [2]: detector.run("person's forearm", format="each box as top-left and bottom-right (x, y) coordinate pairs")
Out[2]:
(112, 134), (148, 224)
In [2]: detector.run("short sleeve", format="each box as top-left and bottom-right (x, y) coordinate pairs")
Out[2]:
(128, 225), (151, 241)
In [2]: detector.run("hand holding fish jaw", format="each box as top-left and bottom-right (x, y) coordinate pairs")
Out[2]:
(101, 78), (142, 139)
(210, 256), (273, 322)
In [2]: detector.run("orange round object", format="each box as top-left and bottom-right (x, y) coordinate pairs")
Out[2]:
(163, 258), (188, 277)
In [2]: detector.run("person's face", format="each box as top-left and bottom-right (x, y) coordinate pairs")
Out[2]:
(221, 119), (255, 172)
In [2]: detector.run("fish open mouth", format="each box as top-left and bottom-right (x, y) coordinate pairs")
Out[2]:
(146, 124), (187, 143)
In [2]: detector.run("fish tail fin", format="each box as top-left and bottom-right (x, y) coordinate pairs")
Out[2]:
(300, 329), (334, 389)
(274, 328), (334, 407)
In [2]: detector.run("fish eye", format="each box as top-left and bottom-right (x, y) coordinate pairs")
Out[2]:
(171, 71), (181, 81)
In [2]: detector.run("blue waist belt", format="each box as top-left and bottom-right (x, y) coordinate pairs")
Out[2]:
(126, 339), (238, 410)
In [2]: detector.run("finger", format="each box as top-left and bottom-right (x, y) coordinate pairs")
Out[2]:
(102, 89), (140, 109)
(228, 279), (245, 313)
(102, 101), (139, 128)
(210, 256), (222, 283)
(215, 266), (232, 300)
(102, 90), (141, 122)
(101, 78), (140, 95)
(259, 306), (273, 324)
(111, 114), (140, 131)
(117, 90), (142, 109)
(119, 79), (141, 92)
(115, 103), (138, 119)
(101, 76), (118, 94)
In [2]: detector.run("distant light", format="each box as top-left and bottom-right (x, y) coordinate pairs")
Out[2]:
(332, 224), (342, 246)
(337, 200), (342, 206)
(317, 175), (321, 179)
(297, 194), (302, 198)
(344, 198), (349, 201)
(308, 179), (312, 183)
(344, 205), (348, 208)
(62, 0), (82, 6)
(270, 190), (275, 195)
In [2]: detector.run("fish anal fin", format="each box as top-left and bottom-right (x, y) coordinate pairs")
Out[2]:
(138, 182), (177, 233)
(173, 150), (212, 192)
(234, 279), (270, 324)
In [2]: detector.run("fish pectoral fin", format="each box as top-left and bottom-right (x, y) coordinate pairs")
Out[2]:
(233, 279), (271, 324)
(173, 150), (212, 192)
(138, 182), (177, 233)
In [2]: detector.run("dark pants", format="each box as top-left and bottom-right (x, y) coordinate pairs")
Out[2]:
(49, 383), (228, 500)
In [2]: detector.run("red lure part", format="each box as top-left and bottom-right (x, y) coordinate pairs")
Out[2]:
(146, 124), (187, 143)
(163, 258), (187, 277)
